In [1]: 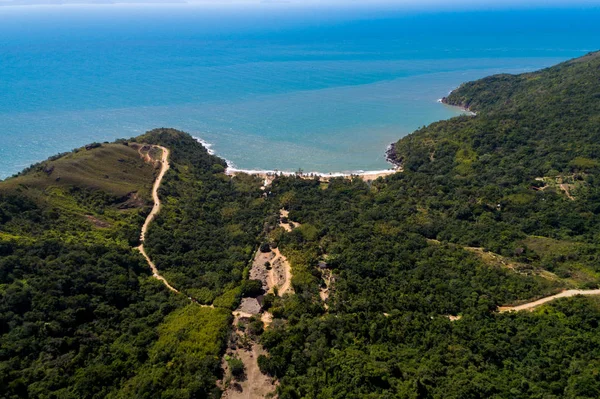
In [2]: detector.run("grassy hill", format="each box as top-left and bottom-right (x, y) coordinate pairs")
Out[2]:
(0, 141), (159, 245)
(4, 143), (156, 199)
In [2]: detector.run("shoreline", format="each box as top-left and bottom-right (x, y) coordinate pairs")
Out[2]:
(192, 135), (402, 182)
(192, 90), (474, 182)
(438, 96), (477, 116)
(226, 166), (400, 182)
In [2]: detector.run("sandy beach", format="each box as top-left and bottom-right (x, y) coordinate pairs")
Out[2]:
(226, 167), (401, 184)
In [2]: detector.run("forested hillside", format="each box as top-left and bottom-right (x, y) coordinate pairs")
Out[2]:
(2, 51), (600, 399)
(255, 51), (600, 398)
(0, 136), (255, 398)
(132, 129), (268, 307)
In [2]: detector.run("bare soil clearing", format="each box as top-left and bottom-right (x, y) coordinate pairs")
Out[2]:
(221, 340), (276, 399)
(270, 248), (293, 296)
(278, 209), (299, 232)
(250, 245), (293, 297)
(250, 250), (276, 291)
(320, 269), (333, 310)
(222, 232), (296, 398)
(224, 298), (277, 398)
(534, 175), (581, 201)
(560, 183), (576, 200)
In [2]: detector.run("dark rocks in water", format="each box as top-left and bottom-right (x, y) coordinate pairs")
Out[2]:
(385, 143), (403, 169)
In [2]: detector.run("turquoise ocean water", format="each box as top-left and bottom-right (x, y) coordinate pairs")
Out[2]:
(1, 5), (599, 178)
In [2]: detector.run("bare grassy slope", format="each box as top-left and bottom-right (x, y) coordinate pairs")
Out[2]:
(2, 143), (155, 201)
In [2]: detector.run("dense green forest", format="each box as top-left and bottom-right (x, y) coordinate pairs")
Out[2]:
(132, 129), (268, 307)
(0, 136), (250, 398)
(2, 51), (600, 398)
(255, 51), (600, 398)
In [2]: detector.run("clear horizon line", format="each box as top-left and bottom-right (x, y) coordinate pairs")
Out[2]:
(1, 0), (600, 10)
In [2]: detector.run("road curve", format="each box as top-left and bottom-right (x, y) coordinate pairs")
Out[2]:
(135, 146), (179, 293)
(499, 289), (600, 312)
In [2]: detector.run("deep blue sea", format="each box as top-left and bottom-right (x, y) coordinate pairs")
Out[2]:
(1, 5), (599, 178)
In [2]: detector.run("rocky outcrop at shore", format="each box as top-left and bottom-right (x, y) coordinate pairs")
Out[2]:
(441, 95), (472, 111)
(440, 83), (479, 115)
(385, 143), (403, 169)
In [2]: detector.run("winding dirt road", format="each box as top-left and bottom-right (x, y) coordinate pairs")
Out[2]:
(135, 146), (179, 293)
(499, 289), (600, 312)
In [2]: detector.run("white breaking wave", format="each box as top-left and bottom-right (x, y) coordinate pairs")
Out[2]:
(192, 136), (215, 155)
(192, 136), (397, 177)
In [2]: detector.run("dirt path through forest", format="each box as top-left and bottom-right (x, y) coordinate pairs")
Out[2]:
(499, 289), (600, 312)
(134, 145), (181, 293)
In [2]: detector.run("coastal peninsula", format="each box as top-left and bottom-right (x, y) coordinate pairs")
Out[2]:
(2, 51), (600, 399)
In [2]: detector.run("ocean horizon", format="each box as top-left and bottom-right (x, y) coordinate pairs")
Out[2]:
(1, 5), (600, 179)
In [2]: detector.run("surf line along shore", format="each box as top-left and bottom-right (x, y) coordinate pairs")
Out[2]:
(192, 135), (402, 184)
(225, 167), (400, 185)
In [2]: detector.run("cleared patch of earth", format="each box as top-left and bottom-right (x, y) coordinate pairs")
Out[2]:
(221, 316), (276, 399)
(221, 210), (300, 398)
(85, 214), (111, 228)
(320, 269), (333, 310)
(279, 209), (299, 232)
(222, 243), (294, 399)
(250, 246), (293, 297)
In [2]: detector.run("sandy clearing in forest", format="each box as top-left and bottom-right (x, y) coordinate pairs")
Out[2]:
(250, 250), (275, 291)
(221, 341), (276, 399)
(559, 183), (576, 200)
(319, 269), (333, 310)
(270, 248), (293, 296)
(221, 243), (295, 398)
(279, 209), (299, 232)
(250, 245), (293, 297)
(223, 203), (307, 399)
(499, 289), (600, 312)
